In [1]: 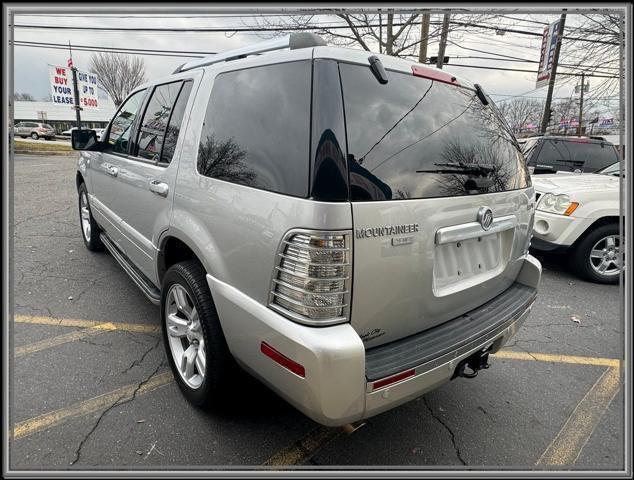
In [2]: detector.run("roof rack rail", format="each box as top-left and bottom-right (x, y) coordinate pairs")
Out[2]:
(173, 32), (326, 74)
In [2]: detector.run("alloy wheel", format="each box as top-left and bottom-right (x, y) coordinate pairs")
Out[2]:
(165, 284), (206, 389)
(589, 234), (621, 277)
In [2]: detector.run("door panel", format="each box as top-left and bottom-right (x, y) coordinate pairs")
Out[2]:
(107, 77), (198, 285)
(89, 89), (148, 250)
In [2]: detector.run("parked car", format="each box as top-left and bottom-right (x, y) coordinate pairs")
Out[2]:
(521, 135), (619, 175)
(14, 122), (55, 140)
(61, 126), (93, 137)
(72, 33), (541, 426)
(530, 162), (621, 284)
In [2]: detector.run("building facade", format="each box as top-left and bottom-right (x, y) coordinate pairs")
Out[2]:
(13, 99), (117, 133)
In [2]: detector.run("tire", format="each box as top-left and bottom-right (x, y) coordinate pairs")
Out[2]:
(78, 183), (104, 252)
(570, 223), (621, 284)
(30, 132), (39, 140)
(161, 261), (236, 409)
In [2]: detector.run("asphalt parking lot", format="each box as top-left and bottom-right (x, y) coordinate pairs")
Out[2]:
(10, 153), (624, 471)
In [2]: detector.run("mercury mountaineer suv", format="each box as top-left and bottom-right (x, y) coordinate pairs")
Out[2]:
(72, 33), (541, 426)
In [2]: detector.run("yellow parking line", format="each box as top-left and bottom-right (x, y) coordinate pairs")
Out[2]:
(15, 322), (119, 357)
(536, 365), (621, 466)
(14, 315), (159, 334)
(12, 371), (173, 440)
(493, 350), (620, 368)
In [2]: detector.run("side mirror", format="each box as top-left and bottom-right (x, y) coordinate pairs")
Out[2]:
(71, 129), (100, 151)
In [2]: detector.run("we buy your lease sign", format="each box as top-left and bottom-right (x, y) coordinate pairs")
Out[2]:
(49, 65), (99, 109)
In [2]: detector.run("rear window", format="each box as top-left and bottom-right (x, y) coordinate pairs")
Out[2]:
(533, 139), (619, 172)
(339, 63), (530, 201)
(197, 61), (311, 197)
(43, 124), (53, 129)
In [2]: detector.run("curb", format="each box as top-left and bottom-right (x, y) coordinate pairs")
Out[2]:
(14, 150), (77, 156)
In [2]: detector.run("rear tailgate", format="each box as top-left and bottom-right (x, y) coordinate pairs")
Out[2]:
(339, 61), (533, 347)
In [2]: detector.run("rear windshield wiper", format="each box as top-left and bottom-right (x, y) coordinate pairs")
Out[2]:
(416, 162), (496, 176)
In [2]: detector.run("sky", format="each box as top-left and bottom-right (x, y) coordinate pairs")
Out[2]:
(11, 10), (622, 120)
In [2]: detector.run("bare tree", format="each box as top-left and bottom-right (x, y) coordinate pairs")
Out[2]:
(559, 13), (623, 99)
(248, 12), (489, 60)
(89, 52), (147, 106)
(496, 98), (544, 134)
(14, 92), (36, 101)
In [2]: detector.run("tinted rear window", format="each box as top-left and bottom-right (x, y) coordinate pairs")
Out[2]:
(197, 61), (311, 197)
(533, 139), (619, 172)
(340, 64), (530, 201)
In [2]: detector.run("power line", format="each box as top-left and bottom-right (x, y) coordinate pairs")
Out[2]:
(12, 41), (205, 59)
(449, 55), (620, 75)
(446, 63), (619, 79)
(13, 40), (214, 56)
(10, 20), (622, 45)
(12, 39), (621, 79)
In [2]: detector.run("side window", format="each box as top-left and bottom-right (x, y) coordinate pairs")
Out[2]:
(197, 61), (311, 197)
(107, 89), (146, 154)
(135, 81), (185, 162)
(159, 81), (193, 164)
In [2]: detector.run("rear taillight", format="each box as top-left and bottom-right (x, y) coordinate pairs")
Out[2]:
(269, 229), (352, 326)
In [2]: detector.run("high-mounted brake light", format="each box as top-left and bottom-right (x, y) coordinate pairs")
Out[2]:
(411, 65), (460, 86)
(269, 229), (352, 326)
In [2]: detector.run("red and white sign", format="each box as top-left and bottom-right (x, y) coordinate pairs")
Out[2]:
(67, 58), (74, 68)
(48, 65), (99, 109)
(536, 20), (561, 88)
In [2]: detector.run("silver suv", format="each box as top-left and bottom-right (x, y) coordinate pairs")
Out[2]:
(72, 33), (541, 426)
(14, 122), (56, 140)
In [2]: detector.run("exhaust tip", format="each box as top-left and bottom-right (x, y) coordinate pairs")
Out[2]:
(342, 421), (367, 435)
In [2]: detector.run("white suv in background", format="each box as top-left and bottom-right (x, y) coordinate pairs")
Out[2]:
(530, 162), (622, 284)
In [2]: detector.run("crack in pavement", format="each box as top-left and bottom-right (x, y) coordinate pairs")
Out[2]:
(69, 361), (164, 466)
(422, 396), (467, 466)
(121, 338), (162, 375)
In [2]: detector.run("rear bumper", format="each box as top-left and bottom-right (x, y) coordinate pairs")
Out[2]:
(207, 254), (541, 426)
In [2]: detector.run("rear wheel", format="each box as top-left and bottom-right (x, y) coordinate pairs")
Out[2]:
(161, 261), (235, 409)
(570, 223), (621, 284)
(30, 132), (39, 140)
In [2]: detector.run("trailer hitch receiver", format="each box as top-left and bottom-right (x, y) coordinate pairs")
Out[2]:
(452, 348), (491, 380)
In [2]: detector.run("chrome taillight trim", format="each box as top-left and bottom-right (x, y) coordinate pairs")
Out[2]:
(268, 228), (352, 326)
(272, 279), (349, 296)
(282, 240), (349, 252)
(274, 266), (350, 282)
(278, 252), (351, 267)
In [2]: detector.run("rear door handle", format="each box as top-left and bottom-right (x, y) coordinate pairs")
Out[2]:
(149, 179), (169, 197)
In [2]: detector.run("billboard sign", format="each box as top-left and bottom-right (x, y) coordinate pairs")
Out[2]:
(49, 65), (99, 109)
(536, 20), (560, 88)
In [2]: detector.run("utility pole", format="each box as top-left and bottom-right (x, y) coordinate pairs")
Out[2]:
(436, 13), (450, 69)
(68, 41), (82, 130)
(379, 11), (383, 54)
(540, 12), (566, 134)
(577, 72), (585, 136)
(418, 12), (430, 64)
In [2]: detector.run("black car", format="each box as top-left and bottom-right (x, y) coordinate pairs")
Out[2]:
(520, 135), (619, 175)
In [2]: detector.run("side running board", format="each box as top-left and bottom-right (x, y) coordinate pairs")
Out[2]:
(99, 233), (161, 305)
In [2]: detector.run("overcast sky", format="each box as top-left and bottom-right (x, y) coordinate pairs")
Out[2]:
(11, 10), (621, 118)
